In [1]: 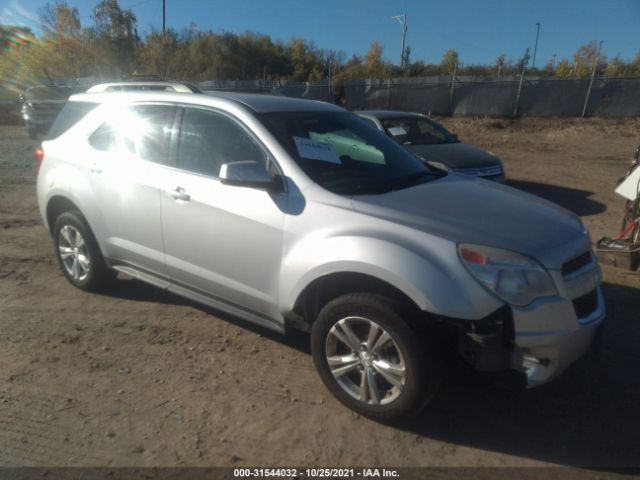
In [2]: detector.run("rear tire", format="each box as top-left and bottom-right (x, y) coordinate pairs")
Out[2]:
(311, 293), (441, 421)
(52, 210), (115, 292)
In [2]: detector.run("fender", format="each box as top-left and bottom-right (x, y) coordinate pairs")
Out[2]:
(280, 234), (503, 321)
(37, 146), (110, 257)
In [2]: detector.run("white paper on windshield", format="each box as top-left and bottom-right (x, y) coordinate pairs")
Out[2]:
(616, 166), (640, 200)
(388, 126), (407, 137)
(293, 136), (341, 164)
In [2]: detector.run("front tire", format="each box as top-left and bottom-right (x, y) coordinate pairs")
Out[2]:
(311, 293), (441, 421)
(52, 210), (114, 292)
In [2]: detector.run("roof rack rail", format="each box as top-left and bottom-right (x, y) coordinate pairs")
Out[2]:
(86, 81), (202, 94)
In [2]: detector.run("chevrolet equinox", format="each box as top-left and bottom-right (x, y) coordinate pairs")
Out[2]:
(36, 89), (605, 420)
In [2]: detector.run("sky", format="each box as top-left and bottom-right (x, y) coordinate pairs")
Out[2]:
(1, 0), (639, 67)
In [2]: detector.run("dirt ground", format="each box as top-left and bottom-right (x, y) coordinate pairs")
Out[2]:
(1, 117), (639, 470)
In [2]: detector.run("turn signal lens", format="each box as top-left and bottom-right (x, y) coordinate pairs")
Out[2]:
(460, 247), (486, 265)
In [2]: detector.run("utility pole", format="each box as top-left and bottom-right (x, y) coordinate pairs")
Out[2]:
(581, 40), (604, 118)
(449, 61), (457, 115)
(532, 22), (541, 68)
(392, 13), (408, 67)
(386, 67), (391, 109)
(162, 0), (166, 32)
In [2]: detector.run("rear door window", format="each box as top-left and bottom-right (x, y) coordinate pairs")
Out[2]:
(88, 104), (175, 165)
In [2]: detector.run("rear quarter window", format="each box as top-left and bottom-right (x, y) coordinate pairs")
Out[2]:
(45, 101), (98, 140)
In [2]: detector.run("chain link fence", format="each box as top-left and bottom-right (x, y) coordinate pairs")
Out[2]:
(43, 75), (640, 117)
(197, 79), (335, 103)
(342, 75), (640, 117)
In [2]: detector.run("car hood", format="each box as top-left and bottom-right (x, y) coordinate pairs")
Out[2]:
(406, 142), (499, 169)
(351, 175), (587, 268)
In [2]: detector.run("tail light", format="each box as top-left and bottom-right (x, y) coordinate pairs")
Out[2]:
(34, 147), (44, 174)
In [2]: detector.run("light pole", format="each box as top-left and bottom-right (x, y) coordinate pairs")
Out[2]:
(581, 40), (604, 117)
(392, 13), (408, 67)
(532, 22), (541, 68)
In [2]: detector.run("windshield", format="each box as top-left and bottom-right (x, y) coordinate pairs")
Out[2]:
(381, 117), (458, 146)
(259, 111), (443, 195)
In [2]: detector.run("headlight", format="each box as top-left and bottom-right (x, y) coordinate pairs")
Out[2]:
(458, 243), (557, 306)
(22, 103), (33, 119)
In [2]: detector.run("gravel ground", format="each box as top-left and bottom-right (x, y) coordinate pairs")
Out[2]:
(0, 118), (639, 471)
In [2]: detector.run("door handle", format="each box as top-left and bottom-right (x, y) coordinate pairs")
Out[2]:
(166, 187), (190, 202)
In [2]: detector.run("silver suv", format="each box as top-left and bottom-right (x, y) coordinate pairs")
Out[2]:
(37, 89), (605, 420)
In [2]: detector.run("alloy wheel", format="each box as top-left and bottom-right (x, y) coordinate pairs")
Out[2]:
(325, 316), (406, 405)
(57, 225), (91, 282)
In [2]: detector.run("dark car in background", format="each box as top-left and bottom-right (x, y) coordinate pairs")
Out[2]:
(357, 110), (505, 182)
(21, 85), (72, 139)
(0, 84), (22, 124)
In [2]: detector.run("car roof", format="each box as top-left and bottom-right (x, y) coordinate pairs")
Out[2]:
(357, 110), (426, 119)
(70, 90), (345, 114)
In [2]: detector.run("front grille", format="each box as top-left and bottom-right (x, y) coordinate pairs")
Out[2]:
(452, 164), (503, 178)
(572, 289), (598, 319)
(562, 251), (593, 276)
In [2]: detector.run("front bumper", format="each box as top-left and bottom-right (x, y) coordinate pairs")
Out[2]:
(510, 287), (605, 386)
(485, 173), (506, 183)
(25, 116), (54, 125)
(457, 253), (604, 387)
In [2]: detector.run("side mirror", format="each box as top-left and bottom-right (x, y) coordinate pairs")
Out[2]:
(219, 161), (276, 189)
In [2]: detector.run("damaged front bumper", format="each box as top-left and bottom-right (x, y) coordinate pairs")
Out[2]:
(510, 287), (605, 386)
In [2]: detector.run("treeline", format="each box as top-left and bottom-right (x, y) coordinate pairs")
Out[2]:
(2, 0), (640, 89)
